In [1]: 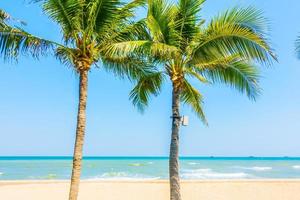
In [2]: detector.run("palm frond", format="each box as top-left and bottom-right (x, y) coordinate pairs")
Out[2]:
(129, 71), (164, 111)
(180, 78), (207, 124)
(86, 0), (120, 34)
(120, 0), (146, 18)
(191, 54), (239, 69)
(103, 40), (180, 61)
(215, 6), (268, 35)
(88, 0), (145, 46)
(192, 7), (276, 65)
(201, 59), (261, 99)
(102, 55), (153, 80)
(147, 0), (179, 45)
(0, 9), (26, 28)
(0, 27), (55, 60)
(42, 0), (81, 42)
(175, 0), (204, 43)
(146, 14), (166, 42)
(184, 67), (209, 83)
(0, 9), (11, 22)
(101, 19), (149, 46)
(54, 46), (77, 68)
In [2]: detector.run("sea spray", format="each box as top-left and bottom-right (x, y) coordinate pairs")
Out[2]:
(181, 169), (251, 179)
(292, 165), (300, 169)
(234, 166), (272, 171)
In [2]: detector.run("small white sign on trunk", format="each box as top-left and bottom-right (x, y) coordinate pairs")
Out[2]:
(182, 116), (189, 126)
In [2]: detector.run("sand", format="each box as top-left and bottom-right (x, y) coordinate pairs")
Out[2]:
(0, 180), (300, 200)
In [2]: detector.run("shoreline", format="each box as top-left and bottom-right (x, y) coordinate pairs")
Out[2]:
(2, 178), (300, 183)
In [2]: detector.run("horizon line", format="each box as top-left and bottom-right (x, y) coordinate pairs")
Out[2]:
(0, 156), (300, 159)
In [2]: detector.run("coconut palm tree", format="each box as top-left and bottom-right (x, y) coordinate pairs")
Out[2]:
(0, 1), (148, 199)
(105, 0), (277, 199)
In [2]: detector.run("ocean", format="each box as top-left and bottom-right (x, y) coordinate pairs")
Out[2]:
(0, 157), (300, 180)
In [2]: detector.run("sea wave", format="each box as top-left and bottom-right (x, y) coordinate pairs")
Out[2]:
(234, 166), (273, 172)
(234, 166), (272, 171)
(0, 172), (3, 175)
(188, 162), (198, 165)
(182, 168), (251, 179)
(46, 173), (57, 179)
(292, 165), (300, 169)
(88, 172), (160, 180)
(250, 167), (272, 171)
(128, 163), (146, 167)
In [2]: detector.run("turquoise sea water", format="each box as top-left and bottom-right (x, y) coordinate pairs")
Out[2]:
(0, 157), (300, 180)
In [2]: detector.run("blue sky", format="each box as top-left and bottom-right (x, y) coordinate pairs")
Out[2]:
(0, 0), (300, 157)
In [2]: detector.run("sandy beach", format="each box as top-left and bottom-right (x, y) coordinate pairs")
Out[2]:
(0, 180), (300, 200)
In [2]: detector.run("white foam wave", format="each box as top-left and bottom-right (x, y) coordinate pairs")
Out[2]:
(292, 165), (300, 169)
(0, 172), (3, 175)
(88, 172), (160, 181)
(46, 173), (57, 179)
(234, 166), (272, 171)
(187, 168), (212, 172)
(128, 163), (145, 167)
(188, 162), (198, 165)
(250, 167), (272, 171)
(182, 168), (251, 179)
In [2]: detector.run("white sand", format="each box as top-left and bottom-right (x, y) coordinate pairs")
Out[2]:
(1, 180), (300, 200)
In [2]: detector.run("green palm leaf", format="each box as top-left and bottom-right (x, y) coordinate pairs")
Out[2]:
(102, 55), (153, 80)
(201, 59), (261, 99)
(180, 78), (207, 124)
(103, 40), (180, 60)
(175, 0), (204, 44)
(129, 71), (164, 111)
(193, 7), (276, 65)
(147, 0), (179, 45)
(0, 27), (54, 60)
(42, 0), (81, 42)
(215, 6), (268, 35)
(55, 46), (77, 68)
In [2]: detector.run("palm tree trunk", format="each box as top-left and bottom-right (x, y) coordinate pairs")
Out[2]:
(169, 85), (182, 200)
(69, 70), (89, 200)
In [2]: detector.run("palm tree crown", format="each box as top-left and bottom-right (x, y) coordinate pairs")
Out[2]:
(107, 0), (277, 116)
(0, 0), (147, 76)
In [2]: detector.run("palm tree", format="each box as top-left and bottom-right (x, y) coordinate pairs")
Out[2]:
(0, 1), (148, 200)
(105, 0), (277, 199)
